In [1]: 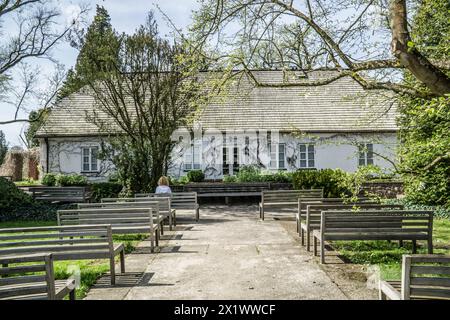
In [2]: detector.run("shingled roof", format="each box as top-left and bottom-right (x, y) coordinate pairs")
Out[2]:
(36, 70), (398, 138)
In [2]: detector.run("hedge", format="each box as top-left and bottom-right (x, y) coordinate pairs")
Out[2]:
(292, 169), (349, 198)
(90, 182), (123, 202)
(0, 177), (73, 222)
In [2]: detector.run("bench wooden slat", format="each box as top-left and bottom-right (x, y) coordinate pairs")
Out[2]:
(0, 264), (46, 276)
(0, 275), (46, 286)
(0, 238), (107, 248)
(410, 287), (450, 299)
(410, 277), (450, 287)
(410, 266), (450, 276)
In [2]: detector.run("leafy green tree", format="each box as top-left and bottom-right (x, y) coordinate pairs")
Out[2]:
(21, 109), (50, 148)
(58, 5), (119, 99)
(0, 130), (8, 165)
(87, 12), (206, 193)
(398, 0), (450, 207)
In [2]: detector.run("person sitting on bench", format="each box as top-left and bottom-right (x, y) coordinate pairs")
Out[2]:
(155, 176), (172, 194)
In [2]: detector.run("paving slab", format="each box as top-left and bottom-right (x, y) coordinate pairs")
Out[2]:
(85, 205), (371, 300)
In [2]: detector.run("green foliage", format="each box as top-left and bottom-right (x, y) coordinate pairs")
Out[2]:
(383, 198), (450, 219)
(55, 174), (88, 187)
(187, 170), (205, 182)
(90, 182), (123, 202)
(24, 109), (49, 147)
(0, 177), (34, 209)
(58, 5), (119, 99)
(235, 165), (261, 182)
(222, 175), (237, 183)
(169, 175), (189, 185)
(0, 177), (73, 222)
(223, 165), (294, 183)
(338, 165), (384, 200)
(14, 179), (40, 186)
(42, 173), (57, 186)
(398, 96), (450, 207)
(292, 169), (349, 198)
(411, 0), (450, 61)
(0, 130), (8, 165)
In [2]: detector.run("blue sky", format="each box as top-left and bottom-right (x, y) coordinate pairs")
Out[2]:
(0, 0), (199, 146)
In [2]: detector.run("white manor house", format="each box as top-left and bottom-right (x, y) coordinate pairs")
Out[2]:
(36, 70), (399, 181)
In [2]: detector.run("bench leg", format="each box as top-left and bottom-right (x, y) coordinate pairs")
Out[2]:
(169, 214), (173, 231)
(109, 256), (116, 285)
(196, 208), (199, 222)
(173, 211), (177, 227)
(155, 229), (160, 247)
(120, 250), (125, 273)
(399, 240), (403, 248)
(69, 288), (76, 300)
(306, 231), (311, 252)
(320, 238), (325, 264)
(261, 207), (265, 221)
(160, 221), (164, 235)
(428, 237), (433, 254)
(300, 227), (305, 246)
(313, 236), (318, 256)
(412, 240), (417, 253)
(150, 236), (155, 253)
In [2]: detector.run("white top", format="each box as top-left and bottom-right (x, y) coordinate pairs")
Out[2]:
(155, 185), (172, 194)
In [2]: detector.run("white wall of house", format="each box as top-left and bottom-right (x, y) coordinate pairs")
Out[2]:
(39, 131), (397, 181)
(38, 137), (114, 182)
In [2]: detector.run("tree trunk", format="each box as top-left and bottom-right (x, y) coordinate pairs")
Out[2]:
(390, 0), (450, 96)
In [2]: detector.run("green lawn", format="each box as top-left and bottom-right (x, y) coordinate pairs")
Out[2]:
(332, 219), (450, 280)
(0, 220), (147, 299)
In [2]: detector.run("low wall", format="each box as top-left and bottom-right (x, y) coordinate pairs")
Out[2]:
(361, 181), (404, 199)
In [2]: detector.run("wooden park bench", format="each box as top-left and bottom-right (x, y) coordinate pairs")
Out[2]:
(312, 210), (434, 264)
(28, 186), (90, 203)
(379, 254), (450, 300)
(184, 182), (271, 204)
(58, 207), (160, 252)
(300, 203), (404, 251)
(0, 253), (76, 300)
(296, 197), (374, 234)
(76, 201), (165, 234)
(136, 192), (200, 222)
(260, 189), (324, 220)
(0, 225), (125, 285)
(102, 197), (176, 231)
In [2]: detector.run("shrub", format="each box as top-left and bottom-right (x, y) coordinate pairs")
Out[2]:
(0, 177), (73, 222)
(186, 170), (205, 183)
(236, 165), (261, 182)
(0, 177), (34, 210)
(42, 173), (57, 186)
(90, 182), (123, 202)
(55, 174), (88, 187)
(223, 175), (237, 183)
(292, 169), (349, 198)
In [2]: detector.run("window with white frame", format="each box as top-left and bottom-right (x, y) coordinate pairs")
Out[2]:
(82, 147), (99, 172)
(299, 144), (315, 168)
(358, 143), (374, 166)
(184, 139), (201, 171)
(278, 143), (286, 169)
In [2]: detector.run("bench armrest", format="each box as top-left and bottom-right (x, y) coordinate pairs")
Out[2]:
(379, 280), (401, 300)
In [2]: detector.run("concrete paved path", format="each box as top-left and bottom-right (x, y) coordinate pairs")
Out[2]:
(85, 205), (357, 300)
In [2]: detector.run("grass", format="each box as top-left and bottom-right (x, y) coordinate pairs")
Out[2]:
(0, 220), (148, 299)
(332, 218), (450, 281)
